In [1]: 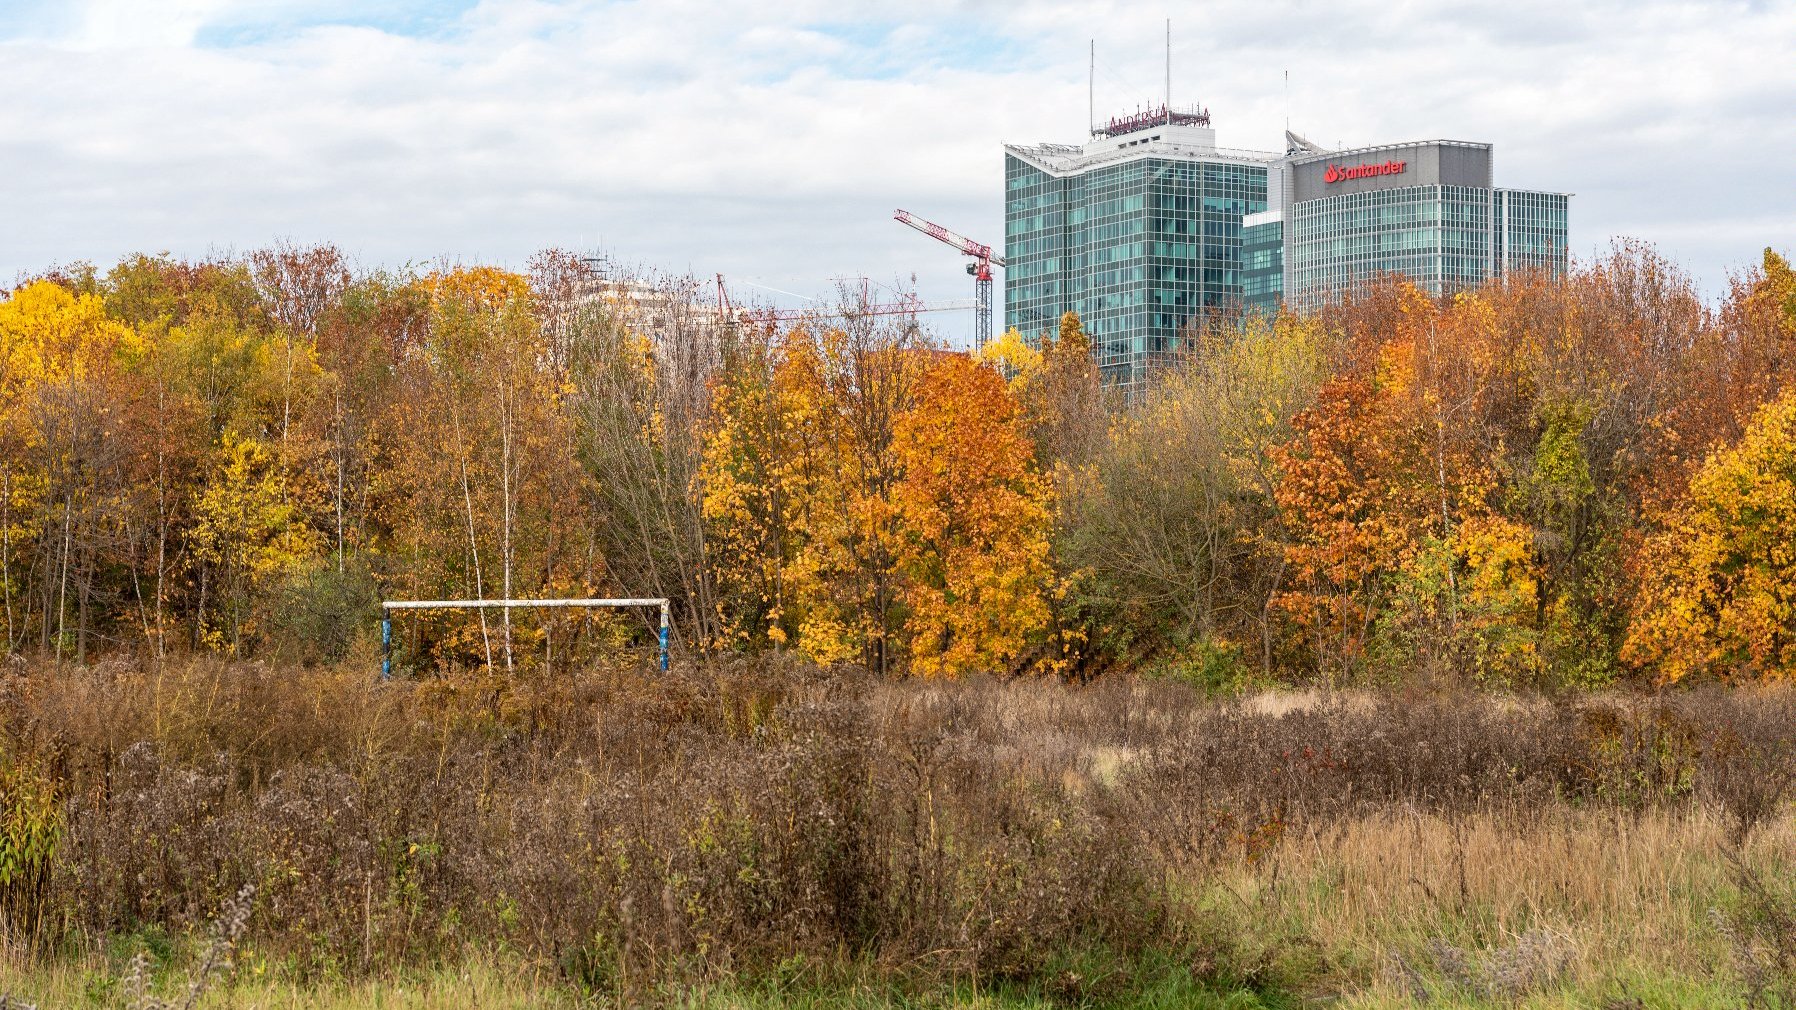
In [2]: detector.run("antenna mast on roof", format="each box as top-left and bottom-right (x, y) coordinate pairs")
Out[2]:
(1165, 19), (1172, 126)
(1089, 39), (1095, 135)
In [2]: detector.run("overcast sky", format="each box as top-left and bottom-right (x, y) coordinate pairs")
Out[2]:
(3, 0), (1792, 345)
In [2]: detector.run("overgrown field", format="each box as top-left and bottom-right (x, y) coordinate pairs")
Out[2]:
(2, 658), (1794, 1007)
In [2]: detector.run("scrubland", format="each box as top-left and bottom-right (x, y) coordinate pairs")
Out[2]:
(8, 184), (1796, 1010)
(2, 658), (1793, 1008)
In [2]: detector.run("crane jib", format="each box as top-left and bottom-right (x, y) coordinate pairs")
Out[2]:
(892, 208), (1002, 348)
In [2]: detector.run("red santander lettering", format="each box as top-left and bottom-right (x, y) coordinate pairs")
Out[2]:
(1323, 159), (1408, 183)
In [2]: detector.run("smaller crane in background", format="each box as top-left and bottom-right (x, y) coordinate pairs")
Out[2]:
(893, 209), (1004, 348)
(715, 274), (974, 327)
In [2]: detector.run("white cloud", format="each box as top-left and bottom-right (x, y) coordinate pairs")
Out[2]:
(2, 0), (1791, 344)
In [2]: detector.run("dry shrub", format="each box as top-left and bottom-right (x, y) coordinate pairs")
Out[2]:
(8, 662), (1168, 991)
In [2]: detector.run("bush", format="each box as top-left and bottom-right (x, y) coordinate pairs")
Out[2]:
(261, 561), (380, 665)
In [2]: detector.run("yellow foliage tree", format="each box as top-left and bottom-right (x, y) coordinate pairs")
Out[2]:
(0, 281), (143, 388)
(1756, 248), (1796, 333)
(0, 282), (144, 657)
(1624, 388), (1796, 681)
(699, 328), (811, 650)
(975, 326), (1041, 377)
(190, 433), (322, 652)
(422, 266), (532, 314)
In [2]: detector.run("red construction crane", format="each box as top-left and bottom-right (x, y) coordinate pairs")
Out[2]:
(893, 209), (1004, 348)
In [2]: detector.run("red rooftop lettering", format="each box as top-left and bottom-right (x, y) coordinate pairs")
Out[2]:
(1323, 159), (1409, 184)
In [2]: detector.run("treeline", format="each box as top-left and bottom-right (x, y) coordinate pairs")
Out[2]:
(1, 243), (1793, 685)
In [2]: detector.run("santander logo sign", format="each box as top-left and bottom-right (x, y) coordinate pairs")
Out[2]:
(1323, 159), (1408, 184)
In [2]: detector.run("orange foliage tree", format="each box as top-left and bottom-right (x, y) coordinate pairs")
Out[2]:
(702, 321), (1054, 675)
(1271, 285), (1541, 683)
(892, 354), (1052, 676)
(700, 319), (919, 669)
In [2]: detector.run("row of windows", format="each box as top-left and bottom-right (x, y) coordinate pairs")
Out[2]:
(1244, 247), (1280, 271)
(1294, 227), (1492, 263)
(1294, 206), (1490, 242)
(1242, 272), (1280, 297)
(1151, 217), (1243, 237)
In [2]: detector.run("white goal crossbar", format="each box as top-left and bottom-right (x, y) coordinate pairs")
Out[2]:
(379, 597), (670, 678)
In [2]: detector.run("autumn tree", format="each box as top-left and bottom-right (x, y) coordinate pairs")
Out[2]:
(1624, 388), (1796, 681)
(380, 267), (599, 670)
(247, 243), (383, 657)
(700, 306), (923, 670)
(0, 281), (143, 658)
(891, 354), (1052, 676)
(1270, 351), (1436, 680)
(982, 312), (1108, 475)
(250, 242), (350, 457)
(700, 321), (801, 650)
(189, 433), (322, 652)
(1271, 284), (1543, 684)
(979, 312), (1107, 672)
(1739, 248), (1796, 340)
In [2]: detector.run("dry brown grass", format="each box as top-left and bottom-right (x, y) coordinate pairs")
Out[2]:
(1247, 807), (1784, 998)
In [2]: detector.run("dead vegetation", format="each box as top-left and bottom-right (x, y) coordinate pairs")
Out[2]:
(1, 658), (1794, 1004)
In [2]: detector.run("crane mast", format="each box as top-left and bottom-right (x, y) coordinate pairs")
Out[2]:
(893, 209), (1005, 348)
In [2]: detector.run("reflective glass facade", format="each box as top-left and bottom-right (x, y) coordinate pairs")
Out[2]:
(1284, 185), (1569, 308)
(1006, 135), (1567, 360)
(1241, 213), (1284, 315)
(1005, 150), (1267, 389)
(1494, 189), (1570, 276)
(1290, 184), (1495, 303)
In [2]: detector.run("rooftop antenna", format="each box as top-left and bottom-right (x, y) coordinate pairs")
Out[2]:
(1284, 69), (1290, 131)
(1089, 39), (1095, 136)
(1164, 19), (1172, 125)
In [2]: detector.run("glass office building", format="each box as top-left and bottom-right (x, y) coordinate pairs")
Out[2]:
(1004, 115), (1274, 390)
(1245, 139), (1569, 312)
